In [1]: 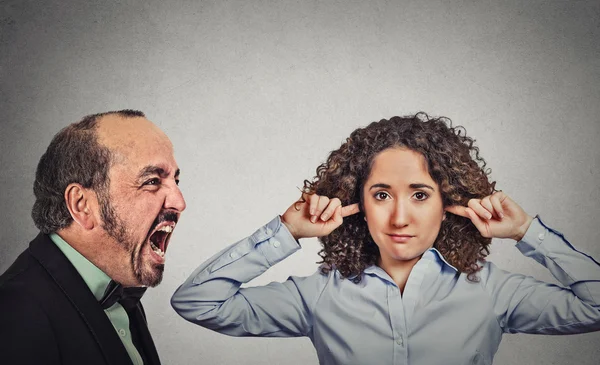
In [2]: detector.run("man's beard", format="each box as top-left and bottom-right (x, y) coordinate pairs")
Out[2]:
(99, 195), (164, 287)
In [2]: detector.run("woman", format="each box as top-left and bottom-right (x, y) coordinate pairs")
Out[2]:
(172, 113), (600, 364)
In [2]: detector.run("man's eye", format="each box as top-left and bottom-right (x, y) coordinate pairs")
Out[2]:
(413, 192), (428, 201)
(144, 178), (160, 186)
(374, 192), (390, 200)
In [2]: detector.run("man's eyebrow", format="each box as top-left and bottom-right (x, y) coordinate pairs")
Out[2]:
(137, 165), (169, 179)
(369, 183), (391, 190)
(174, 169), (180, 179)
(410, 183), (435, 191)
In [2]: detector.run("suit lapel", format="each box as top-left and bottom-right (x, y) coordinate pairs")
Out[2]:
(29, 233), (133, 365)
(131, 304), (162, 365)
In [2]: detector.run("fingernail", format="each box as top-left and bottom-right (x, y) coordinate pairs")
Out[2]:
(321, 214), (329, 220)
(499, 212), (504, 219)
(486, 213), (492, 219)
(310, 216), (317, 223)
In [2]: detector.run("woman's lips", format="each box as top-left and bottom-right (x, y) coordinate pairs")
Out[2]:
(388, 234), (415, 243)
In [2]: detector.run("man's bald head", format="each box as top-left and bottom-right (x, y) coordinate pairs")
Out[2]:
(96, 112), (173, 163)
(31, 110), (149, 234)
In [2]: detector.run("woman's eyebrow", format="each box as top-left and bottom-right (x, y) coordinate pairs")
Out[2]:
(369, 182), (436, 191)
(410, 183), (435, 191)
(369, 183), (391, 190)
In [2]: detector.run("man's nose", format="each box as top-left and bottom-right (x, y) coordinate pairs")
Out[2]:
(390, 200), (410, 228)
(165, 183), (186, 212)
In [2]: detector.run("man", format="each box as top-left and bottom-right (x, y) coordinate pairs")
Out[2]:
(0, 110), (186, 365)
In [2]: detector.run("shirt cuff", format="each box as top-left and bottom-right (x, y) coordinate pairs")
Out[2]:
(255, 216), (301, 266)
(515, 216), (547, 256)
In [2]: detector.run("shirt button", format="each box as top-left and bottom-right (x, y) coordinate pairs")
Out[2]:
(396, 335), (403, 346)
(118, 328), (126, 337)
(537, 233), (545, 241)
(229, 251), (237, 259)
(272, 241), (280, 248)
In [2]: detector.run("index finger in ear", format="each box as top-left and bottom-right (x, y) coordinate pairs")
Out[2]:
(445, 205), (469, 218)
(341, 203), (360, 217)
(295, 192), (310, 211)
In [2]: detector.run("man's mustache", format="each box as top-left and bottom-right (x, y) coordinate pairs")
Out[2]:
(149, 211), (179, 232)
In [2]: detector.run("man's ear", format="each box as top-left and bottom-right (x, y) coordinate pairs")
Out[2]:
(64, 183), (97, 230)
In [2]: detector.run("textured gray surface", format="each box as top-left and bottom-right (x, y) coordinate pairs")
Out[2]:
(1, 0), (599, 364)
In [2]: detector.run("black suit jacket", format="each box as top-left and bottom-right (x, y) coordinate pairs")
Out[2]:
(0, 233), (162, 365)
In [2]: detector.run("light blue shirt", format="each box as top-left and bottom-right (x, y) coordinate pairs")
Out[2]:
(171, 217), (600, 364)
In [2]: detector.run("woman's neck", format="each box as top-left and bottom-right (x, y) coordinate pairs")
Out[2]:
(377, 255), (422, 294)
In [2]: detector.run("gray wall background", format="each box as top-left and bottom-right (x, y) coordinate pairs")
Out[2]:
(1, 0), (599, 364)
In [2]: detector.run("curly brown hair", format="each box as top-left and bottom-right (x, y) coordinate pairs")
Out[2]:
(303, 112), (496, 282)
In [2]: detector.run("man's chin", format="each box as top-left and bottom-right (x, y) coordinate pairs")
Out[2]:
(134, 239), (166, 287)
(136, 263), (164, 287)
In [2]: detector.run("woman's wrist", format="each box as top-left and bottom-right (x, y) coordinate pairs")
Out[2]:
(281, 214), (300, 241)
(512, 215), (534, 242)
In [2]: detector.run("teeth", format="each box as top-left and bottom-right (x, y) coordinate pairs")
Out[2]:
(157, 225), (173, 233)
(149, 240), (165, 257)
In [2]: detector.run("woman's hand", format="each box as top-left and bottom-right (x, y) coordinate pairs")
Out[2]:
(445, 191), (534, 241)
(281, 194), (360, 240)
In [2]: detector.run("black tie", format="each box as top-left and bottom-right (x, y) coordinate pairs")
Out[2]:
(98, 280), (160, 364)
(99, 280), (147, 310)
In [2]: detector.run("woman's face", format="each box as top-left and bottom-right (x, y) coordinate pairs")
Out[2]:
(362, 147), (444, 270)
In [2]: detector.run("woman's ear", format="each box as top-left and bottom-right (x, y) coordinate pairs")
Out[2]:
(64, 183), (97, 230)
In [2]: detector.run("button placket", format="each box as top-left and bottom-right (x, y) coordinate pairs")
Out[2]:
(396, 334), (404, 346)
(387, 282), (408, 363)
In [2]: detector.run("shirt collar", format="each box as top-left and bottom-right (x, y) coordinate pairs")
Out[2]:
(50, 233), (112, 301)
(362, 247), (458, 280)
(422, 247), (458, 272)
(362, 265), (390, 279)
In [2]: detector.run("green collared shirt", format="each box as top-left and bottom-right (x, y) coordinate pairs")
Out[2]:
(50, 233), (143, 365)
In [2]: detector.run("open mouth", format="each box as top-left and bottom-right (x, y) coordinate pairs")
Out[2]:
(148, 223), (175, 258)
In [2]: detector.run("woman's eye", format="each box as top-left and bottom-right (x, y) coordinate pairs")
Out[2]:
(413, 192), (428, 201)
(374, 191), (390, 200)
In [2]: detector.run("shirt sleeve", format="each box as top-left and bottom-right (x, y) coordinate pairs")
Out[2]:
(171, 216), (328, 338)
(483, 216), (600, 334)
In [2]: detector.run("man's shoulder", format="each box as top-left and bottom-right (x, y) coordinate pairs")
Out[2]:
(0, 235), (53, 296)
(1, 253), (35, 287)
